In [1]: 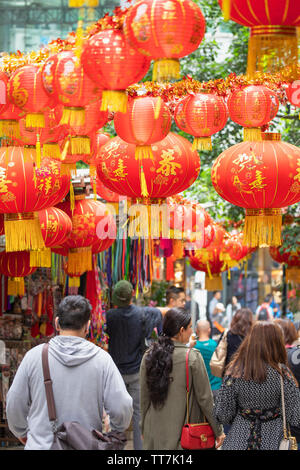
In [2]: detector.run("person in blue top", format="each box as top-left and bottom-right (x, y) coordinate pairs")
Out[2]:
(194, 320), (222, 398)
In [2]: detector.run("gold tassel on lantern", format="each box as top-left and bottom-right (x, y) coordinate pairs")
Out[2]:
(154, 97), (162, 119)
(69, 0), (84, 7)
(7, 277), (25, 297)
(247, 26), (298, 79)
(140, 165), (149, 198)
(25, 113), (45, 129)
(30, 248), (52, 268)
(221, 0), (231, 21)
(135, 146), (154, 161)
(42, 143), (61, 160)
(243, 127), (262, 142)
(100, 90), (128, 113)
(192, 137), (212, 151)
(86, 0), (99, 6)
(205, 274), (223, 291)
(36, 134), (41, 168)
(70, 136), (91, 155)
(153, 59), (180, 82)
(68, 247), (92, 273)
(61, 107), (85, 127)
(0, 120), (20, 138)
(4, 212), (45, 252)
(244, 208), (282, 248)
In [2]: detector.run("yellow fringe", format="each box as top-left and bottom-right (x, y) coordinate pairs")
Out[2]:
(205, 275), (223, 291)
(192, 136), (212, 151)
(247, 27), (298, 78)
(154, 97), (162, 119)
(140, 165), (149, 197)
(60, 107), (85, 127)
(70, 182), (75, 213)
(222, 0), (231, 21)
(152, 59), (180, 83)
(68, 247), (92, 273)
(70, 136), (91, 155)
(86, 0), (98, 6)
(100, 90), (128, 113)
(69, 0), (84, 6)
(42, 143), (61, 160)
(0, 120), (20, 138)
(4, 214), (45, 252)
(36, 135), (41, 168)
(244, 127), (262, 142)
(30, 248), (52, 268)
(8, 278), (25, 297)
(25, 113), (45, 129)
(74, 19), (84, 64)
(135, 145), (154, 161)
(244, 210), (282, 248)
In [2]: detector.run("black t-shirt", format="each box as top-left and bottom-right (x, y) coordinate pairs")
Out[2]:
(106, 305), (162, 375)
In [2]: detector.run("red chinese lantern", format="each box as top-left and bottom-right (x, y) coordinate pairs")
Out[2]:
(218, 0), (300, 77)
(174, 92), (228, 150)
(0, 147), (70, 252)
(0, 71), (9, 115)
(270, 244), (300, 283)
(96, 132), (200, 201)
(95, 178), (121, 203)
(0, 251), (37, 296)
(30, 206), (73, 268)
(56, 197), (116, 273)
(124, 0), (206, 82)
(189, 243), (226, 291)
(114, 96), (172, 160)
(211, 132), (300, 247)
(81, 28), (150, 113)
(8, 65), (51, 129)
(41, 50), (100, 128)
(227, 85), (279, 141)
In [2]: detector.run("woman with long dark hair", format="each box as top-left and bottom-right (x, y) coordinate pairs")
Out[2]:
(214, 321), (300, 450)
(224, 307), (254, 368)
(140, 308), (225, 450)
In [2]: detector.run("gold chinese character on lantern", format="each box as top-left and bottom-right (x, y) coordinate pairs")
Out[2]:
(156, 149), (181, 177)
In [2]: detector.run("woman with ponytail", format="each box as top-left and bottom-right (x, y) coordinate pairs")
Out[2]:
(140, 308), (225, 450)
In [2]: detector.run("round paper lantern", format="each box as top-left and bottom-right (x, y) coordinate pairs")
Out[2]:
(95, 178), (121, 203)
(114, 96), (172, 160)
(211, 133), (300, 247)
(30, 206), (73, 268)
(8, 65), (51, 129)
(96, 132), (200, 200)
(124, 0), (206, 82)
(56, 197), (116, 272)
(81, 28), (150, 113)
(0, 251), (37, 296)
(174, 91), (228, 150)
(227, 85), (279, 141)
(0, 103), (24, 139)
(189, 244), (226, 291)
(270, 243), (300, 283)
(41, 50), (100, 127)
(286, 80), (300, 117)
(218, 0), (300, 77)
(0, 147), (70, 252)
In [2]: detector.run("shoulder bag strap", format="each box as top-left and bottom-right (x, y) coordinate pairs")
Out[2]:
(279, 366), (288, 439)
(185, 349), (190, 424)
(42, 343), (58, 428)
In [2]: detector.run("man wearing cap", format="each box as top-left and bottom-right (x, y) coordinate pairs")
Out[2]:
(106, 280), (162, 451)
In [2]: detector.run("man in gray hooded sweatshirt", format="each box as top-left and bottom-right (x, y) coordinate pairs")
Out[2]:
(6, 295), (133, 450)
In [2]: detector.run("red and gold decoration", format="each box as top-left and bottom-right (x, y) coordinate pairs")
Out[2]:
(30, 206), (73, 268)
(270, 242), (300, 283)
(227, 85), (279, 141)
(286, 80), (300, 118)
(0, 103), (24, 139)
(211, 133), (300, 247)
(174, 91), (228, 150)
(0, 251), (37, 296)
(96, 132), (200, 202)
(218, 0), (300, 78)
(124, 0), (206, 82)
(0, 147), (70, 252)
(114, 96), (172, 160)
(56, 197), (116, 273)
(41, 50), (100, 127)
(82, 28), (150, 113)
(8, 65), (51, 129)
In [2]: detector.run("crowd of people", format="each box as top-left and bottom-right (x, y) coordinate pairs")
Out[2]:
(4, 282), (300, 451)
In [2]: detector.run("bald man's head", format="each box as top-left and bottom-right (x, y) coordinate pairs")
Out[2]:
(196, 320), (211, 336)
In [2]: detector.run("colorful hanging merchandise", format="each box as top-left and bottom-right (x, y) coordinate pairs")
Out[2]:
(218, 0), (300, 78)
(124, 0), (206, 82)
(211, 132), (300, 248)
(174, 91), (228, 150)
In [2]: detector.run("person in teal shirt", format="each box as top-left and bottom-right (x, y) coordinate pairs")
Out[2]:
(194, 320), (222, 397)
